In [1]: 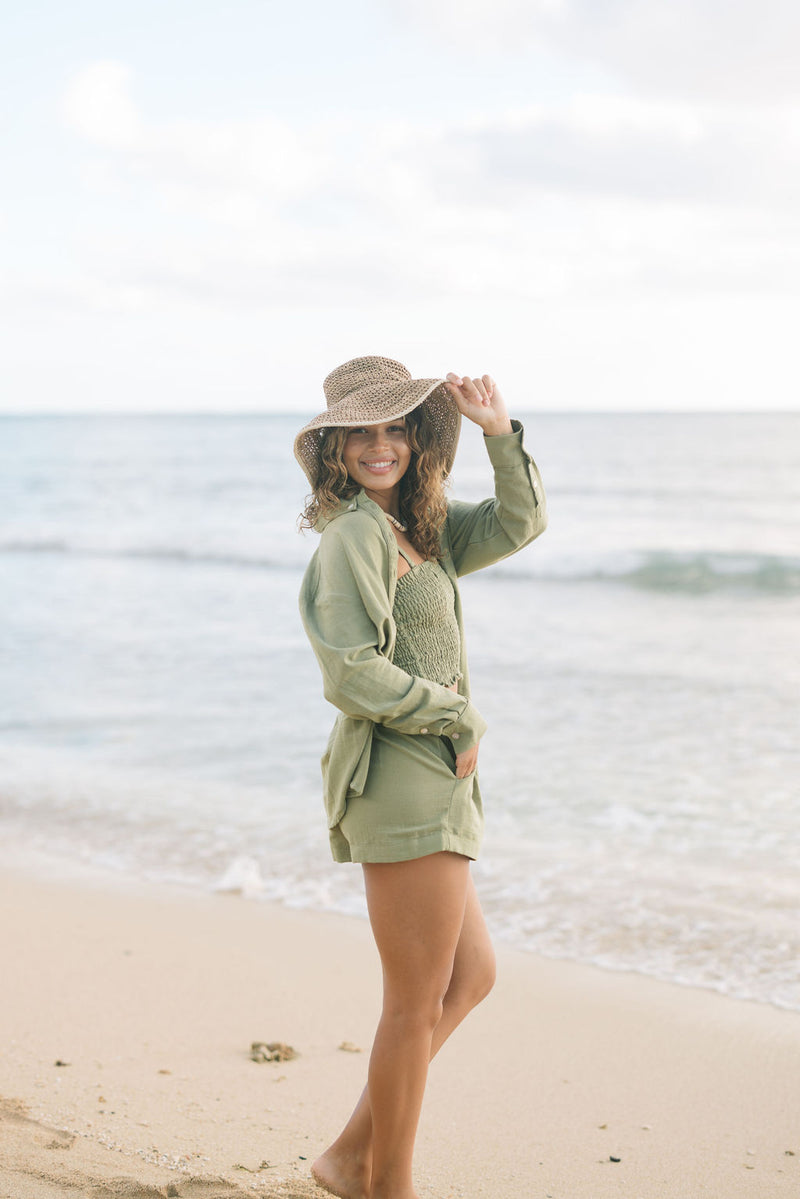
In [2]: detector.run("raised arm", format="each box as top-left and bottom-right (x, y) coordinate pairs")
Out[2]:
(443, 374), (547, 576)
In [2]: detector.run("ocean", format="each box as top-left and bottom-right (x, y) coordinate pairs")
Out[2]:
(1, 411), (798, 1010)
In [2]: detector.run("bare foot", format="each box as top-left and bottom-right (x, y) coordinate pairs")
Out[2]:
(311, 1146), (370, 1199)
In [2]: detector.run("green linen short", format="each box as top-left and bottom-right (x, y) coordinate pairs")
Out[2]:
(330, 722), (484, 864)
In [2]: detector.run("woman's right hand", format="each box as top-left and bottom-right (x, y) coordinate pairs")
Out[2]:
(455, 743), (479, 779)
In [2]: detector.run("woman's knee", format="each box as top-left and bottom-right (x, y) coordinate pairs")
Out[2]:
(475, 947), (497, 1002)
(382, 987), (446, 1034)
(477, 952), (497, 1003)
(446, 946), (496, 1013)
(467, 958), (497, 1008)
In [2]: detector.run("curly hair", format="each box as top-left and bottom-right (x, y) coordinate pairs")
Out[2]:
(298, 406), (450, 560)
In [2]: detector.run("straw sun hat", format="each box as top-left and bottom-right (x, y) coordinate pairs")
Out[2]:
(294, 356), (461, 486)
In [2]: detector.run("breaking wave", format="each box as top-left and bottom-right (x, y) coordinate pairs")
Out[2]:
(3, 539), (800, 594)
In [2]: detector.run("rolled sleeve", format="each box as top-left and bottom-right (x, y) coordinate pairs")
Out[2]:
(446, 420), (547, 577)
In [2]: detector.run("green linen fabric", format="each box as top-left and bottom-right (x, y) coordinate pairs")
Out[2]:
(299, 420), (547, 836)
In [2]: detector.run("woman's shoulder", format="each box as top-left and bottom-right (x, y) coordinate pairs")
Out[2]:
(316, 500), (390, 569)
(302, 501), (392, 609)
(319, 501), (384, 544)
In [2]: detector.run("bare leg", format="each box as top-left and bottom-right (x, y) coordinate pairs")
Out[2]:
(312, 869), (496, 1199)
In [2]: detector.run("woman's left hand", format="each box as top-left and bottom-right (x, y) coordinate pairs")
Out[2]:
(454, 742), (479, 779)
(445, 373), (513, 437)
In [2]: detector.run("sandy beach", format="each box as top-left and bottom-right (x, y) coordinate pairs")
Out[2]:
(1, 860), (798, 1199)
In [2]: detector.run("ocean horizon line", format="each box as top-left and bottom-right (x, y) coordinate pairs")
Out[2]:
(2, 407), (799, 419)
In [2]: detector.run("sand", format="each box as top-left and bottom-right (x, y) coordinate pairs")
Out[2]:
(1, 860), (798, 1199)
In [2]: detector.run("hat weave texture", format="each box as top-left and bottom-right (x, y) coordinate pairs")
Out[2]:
(294, 355), (460, 485)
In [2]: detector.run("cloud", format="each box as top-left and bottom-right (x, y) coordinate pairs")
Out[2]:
(61, 61), (800, 218)
(61, 61), (142, 147)
(47, 59), (800, 324)
(390, 0), (800, 100)
(419, 96), (800, 208)
(61, 59), (334, 215)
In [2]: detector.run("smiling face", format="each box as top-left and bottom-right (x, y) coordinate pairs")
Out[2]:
(341, 418), (413, 509)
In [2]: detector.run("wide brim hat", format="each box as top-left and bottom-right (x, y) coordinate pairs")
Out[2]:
(294, 355), (461, 487)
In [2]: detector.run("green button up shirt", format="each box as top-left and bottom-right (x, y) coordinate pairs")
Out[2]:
(299, 420), (547, 837)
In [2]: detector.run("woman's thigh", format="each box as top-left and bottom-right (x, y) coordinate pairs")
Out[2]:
(363, 852), (471, 1002)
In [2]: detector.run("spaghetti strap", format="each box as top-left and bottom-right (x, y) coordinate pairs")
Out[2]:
(397, 546), (416, 567)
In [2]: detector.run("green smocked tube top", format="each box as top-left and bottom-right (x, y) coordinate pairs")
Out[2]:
(392, 560), (463, 688)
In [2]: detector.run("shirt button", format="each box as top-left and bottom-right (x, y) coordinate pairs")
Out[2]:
(451, 732), (460, 740)
(420, 727), (428, 735)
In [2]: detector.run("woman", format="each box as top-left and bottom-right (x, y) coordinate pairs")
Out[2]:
(296, 355), (547, 1199)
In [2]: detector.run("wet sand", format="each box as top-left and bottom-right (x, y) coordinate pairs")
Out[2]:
(1, 861), (798, 1198)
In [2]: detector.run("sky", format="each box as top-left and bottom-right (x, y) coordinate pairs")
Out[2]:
(2, 0), (799, 413)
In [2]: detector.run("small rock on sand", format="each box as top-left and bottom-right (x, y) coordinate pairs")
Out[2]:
(250, 1041), (298, 1063)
